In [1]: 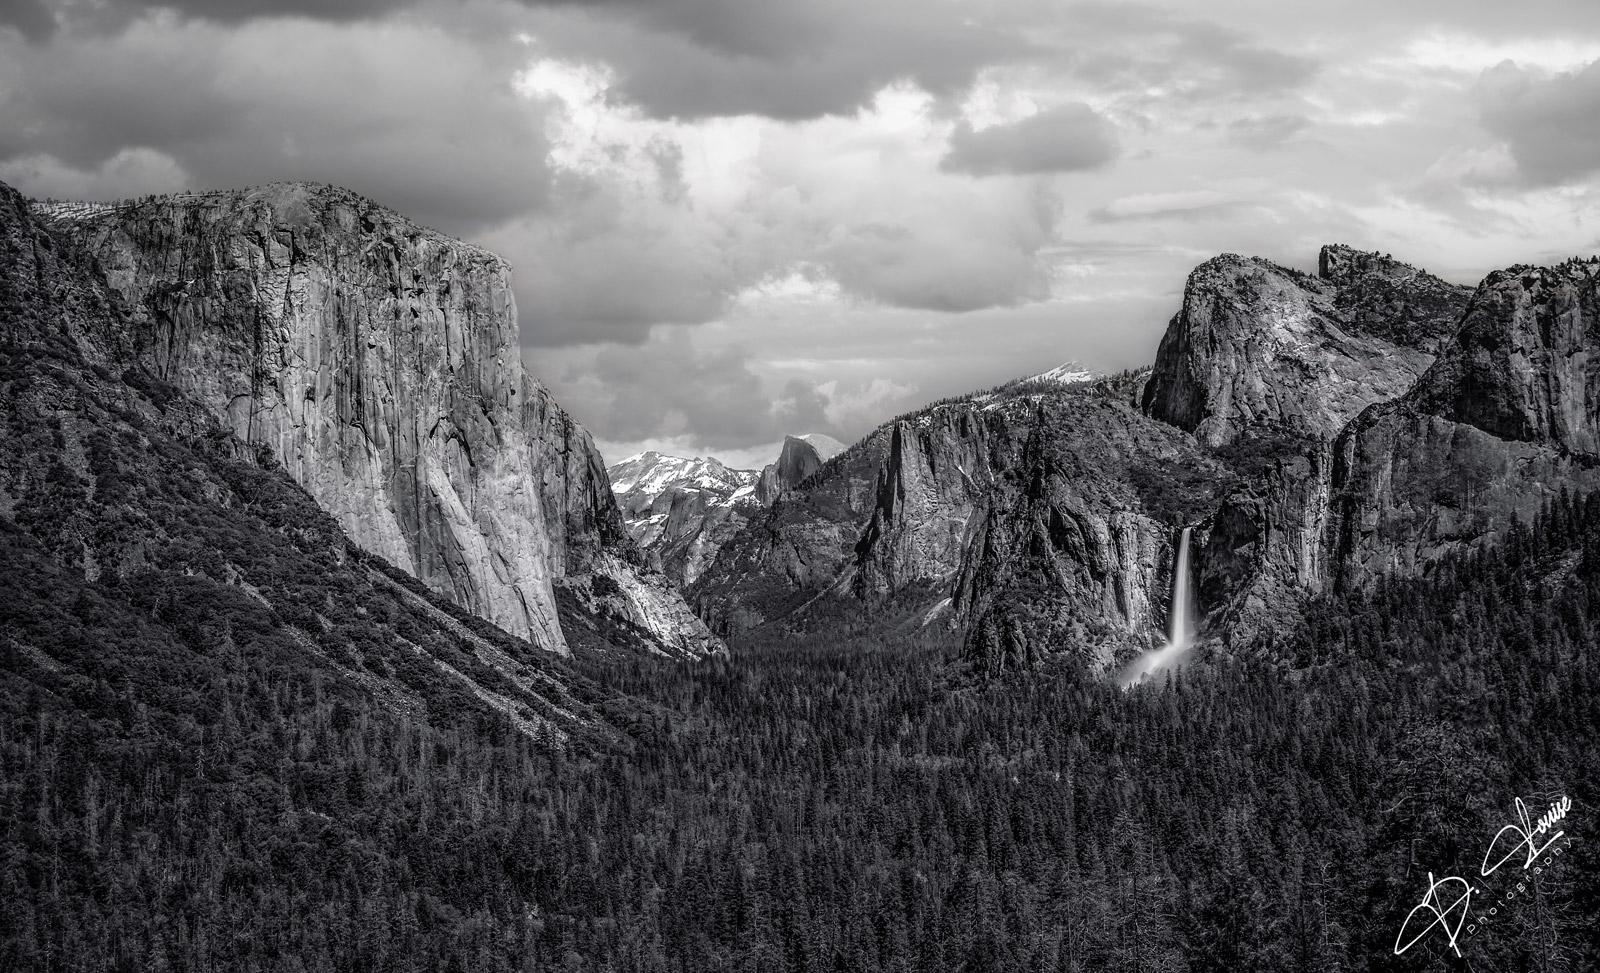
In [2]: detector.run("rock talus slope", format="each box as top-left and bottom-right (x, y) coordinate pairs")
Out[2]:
(40, 184), (718, 657)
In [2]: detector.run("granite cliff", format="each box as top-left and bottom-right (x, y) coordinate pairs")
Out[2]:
(38, 184), (719, 658)
(755, 433), (846, 504)
(1139, 246), (1473, 644)
(1142, 245), (1469, 447)
(692, 247), (1483, 668)
(0, 178), (616, 743)
(691, 372), (1233, 668)
(1328, 258), (1600, 587)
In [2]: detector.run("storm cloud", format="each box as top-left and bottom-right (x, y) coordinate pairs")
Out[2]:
(558, 332), (854, 450)
(942, 104), (1119, 176)
(1479, 58), (1600, 186)
(522, 0), (1029, 120)
(0, 13), (549, 233)
(2, 0), (1597, 460)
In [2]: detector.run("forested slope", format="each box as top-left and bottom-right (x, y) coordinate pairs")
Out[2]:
(3, 180), (1596, 971)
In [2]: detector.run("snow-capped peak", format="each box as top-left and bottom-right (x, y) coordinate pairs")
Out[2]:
(1025, 360), (1097, 386)
(607, 451), (760, 505)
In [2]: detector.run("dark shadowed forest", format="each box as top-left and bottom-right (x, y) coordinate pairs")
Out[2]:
(3, 467), (1597, 971)
(2, 173), (1596, 973)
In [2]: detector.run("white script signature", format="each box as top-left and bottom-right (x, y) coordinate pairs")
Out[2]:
(1394, 794), (1572, 957)
(1395, 872), (1476, 957)
(1481, 795), (1570, 876)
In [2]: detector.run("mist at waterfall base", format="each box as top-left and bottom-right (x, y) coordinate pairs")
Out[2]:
(1120, 527), (1195, 688)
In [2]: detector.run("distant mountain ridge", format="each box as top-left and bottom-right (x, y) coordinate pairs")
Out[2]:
(606, 432), (847, 587)
(1023, 360), (1096, 386)
(609, 451), (762, 587)
(688, 369), (1224, 668)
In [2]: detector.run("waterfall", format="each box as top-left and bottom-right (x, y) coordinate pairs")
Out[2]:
(1119, 526), (1194, 687)
(1168, 526), (1192, 648)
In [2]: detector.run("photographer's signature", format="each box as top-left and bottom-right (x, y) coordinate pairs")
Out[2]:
(1394, 795), (1573, 957)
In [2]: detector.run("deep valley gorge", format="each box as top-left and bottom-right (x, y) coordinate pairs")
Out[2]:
(3, 178), (1597, 972)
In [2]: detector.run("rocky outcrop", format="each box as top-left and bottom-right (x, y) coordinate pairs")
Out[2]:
(754, 433), (845, 504)
(1139, 246), (1473, 645)
(754, 464), (782, 507)
(1328, 259), (1600, 588)
(0, 177), (610, 743)
(1407, 262), (1600, 451)
(692, 375), (1233, 667)
(1143, 246), (1470, 447)
(1194, 436), (1339, 644)
(946, 384), (1233, 671)
(38, 184), (719, 658)
(690, 246), (1490, 666)
(609, 451), (762, 587)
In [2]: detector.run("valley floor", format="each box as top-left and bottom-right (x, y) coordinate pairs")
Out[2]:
(5, 494), (1599, 972)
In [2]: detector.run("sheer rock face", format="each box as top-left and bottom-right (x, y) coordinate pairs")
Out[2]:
(942, 385), (1231, 670)
(0, 179), (612, 744)
(40, 184), (719, 658)
(1409, 263), (1600, 452)
(693, 246), (1490, 663)
(1143, 246), (1470, 448)
(1196, 437), (1340, 645)
(692, 376), (1232, 668)
(1140, 246), (1473, 643)
(1329, 260), (1600, 588)
(853, 409), (996, 599)
(754, 434), (845, 504)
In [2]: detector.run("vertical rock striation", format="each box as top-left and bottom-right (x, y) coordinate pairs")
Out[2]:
(754, 433), (846, 505)
(692, 374), (1232, 668)
(1143, 246), (1469, 447)
(40, 183), (719, 657)
(0, 176), (619, 741)
(1328, 259), (1600, 588)
(1141, 246), (1473, 643)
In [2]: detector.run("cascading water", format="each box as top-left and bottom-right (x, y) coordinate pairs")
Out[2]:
(1168, 525), (1192, 648)
(1119, 526), (1194, 687)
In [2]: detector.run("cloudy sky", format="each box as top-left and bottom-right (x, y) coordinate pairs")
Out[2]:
(4, 0), (1600, 467)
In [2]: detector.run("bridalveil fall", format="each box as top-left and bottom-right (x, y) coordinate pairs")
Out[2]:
(1120, 526), (1194, 686)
